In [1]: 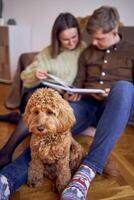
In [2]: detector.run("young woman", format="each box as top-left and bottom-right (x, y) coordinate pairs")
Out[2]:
(0, 12), (86, 170)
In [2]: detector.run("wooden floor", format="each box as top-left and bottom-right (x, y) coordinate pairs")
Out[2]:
(0, 83), (134, 200)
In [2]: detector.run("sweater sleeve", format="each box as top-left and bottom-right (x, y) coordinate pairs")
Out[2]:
(20, 47), (51, 88)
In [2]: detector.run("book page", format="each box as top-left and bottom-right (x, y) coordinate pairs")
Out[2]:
(42, 81), (105, 94)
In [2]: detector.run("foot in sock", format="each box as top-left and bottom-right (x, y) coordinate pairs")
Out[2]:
(0, 112), (21, 124)
(0, 174), (10, 200)
(60, 165), (96, 200)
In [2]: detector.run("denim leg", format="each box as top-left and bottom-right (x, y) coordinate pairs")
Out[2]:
(128, 105), (134, 125)
(83, 81), (134, 174)
(1, 147), (31, 194)
(70, 98), (98, 136)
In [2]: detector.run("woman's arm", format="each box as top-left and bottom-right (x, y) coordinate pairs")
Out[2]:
(20, 49), (49, 88)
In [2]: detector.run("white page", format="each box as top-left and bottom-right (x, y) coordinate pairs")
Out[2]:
(42, 81), (105, 94)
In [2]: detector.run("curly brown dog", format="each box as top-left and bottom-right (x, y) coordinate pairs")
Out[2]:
(23, 88), (86, 193)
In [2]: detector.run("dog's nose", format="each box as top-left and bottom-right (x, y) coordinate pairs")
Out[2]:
(37, 125), (44, 132)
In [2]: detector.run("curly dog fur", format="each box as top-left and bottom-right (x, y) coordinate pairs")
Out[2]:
(23, 88), (86, 192)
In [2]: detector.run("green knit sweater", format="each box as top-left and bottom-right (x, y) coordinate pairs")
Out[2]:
(21, 42), (86, 88)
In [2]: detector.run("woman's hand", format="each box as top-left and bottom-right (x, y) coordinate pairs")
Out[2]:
(90, 88), (110, 101)
(35, 70), (48, 80)
(63, 92), (81, 101)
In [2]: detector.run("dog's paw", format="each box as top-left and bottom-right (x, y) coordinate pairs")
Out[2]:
(56, 183), (65, 193)
(28, 178), (43, 188)
(56, 177), (70, 193)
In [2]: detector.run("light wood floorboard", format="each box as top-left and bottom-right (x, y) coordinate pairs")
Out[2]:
(0, 83), (134, 200)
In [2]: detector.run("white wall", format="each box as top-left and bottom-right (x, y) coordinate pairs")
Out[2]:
(3, 0), (134, 51)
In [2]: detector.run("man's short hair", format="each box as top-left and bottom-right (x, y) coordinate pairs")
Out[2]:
(87, 6), (120, 34)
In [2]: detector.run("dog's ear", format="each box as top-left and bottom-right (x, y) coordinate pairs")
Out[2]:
(65, 105), (76, 127)
(58, 101), (76, 132)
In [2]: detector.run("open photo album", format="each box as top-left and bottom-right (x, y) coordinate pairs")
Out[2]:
(43, 81), (105, 94)
(43, 74), (105, 94)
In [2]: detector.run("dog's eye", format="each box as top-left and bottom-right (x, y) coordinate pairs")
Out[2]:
(46, 110), (53, 115)
(34, 110), (39, 115)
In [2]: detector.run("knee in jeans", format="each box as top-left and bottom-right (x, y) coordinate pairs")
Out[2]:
(114, 80), (133, 89)
(112, 81), (134, 96)
(110, 81), (134, 107)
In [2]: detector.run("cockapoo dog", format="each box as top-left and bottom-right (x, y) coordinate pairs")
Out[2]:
(23, 88), (86, 192)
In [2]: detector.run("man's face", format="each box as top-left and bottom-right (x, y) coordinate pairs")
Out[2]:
(90, 29), (116, 49)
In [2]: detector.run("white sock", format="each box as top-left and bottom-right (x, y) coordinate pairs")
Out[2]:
(0, 174), (10, 200)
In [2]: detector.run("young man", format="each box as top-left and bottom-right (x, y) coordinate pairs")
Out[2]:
(61, 6), (134, 200)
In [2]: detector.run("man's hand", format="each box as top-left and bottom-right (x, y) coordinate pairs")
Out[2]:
(63, 92), (81, 101)
(35, 69), (48, 80)
(91, 88), (110, 101)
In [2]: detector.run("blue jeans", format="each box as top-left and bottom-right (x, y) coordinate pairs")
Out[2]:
(1, 81), (134, 194)
(82, 81), (134, 173)
(1, 147), (31, 194)
(70, 96), (106, 135)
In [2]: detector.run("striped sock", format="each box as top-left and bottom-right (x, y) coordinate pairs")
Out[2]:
(0, 174), (10, 200)
(61, 164), (95, 200)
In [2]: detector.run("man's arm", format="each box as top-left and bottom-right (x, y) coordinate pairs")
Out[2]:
(73, 48), (87, 88)
(63, 48), (88, 102)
